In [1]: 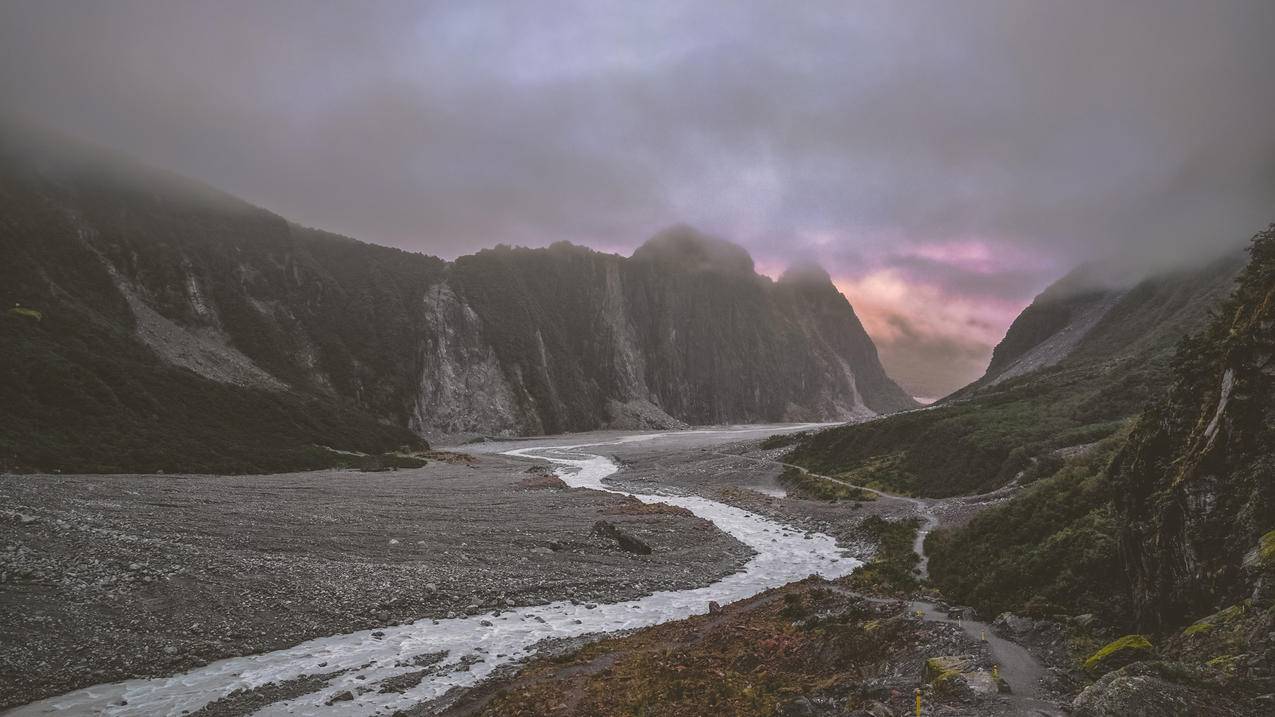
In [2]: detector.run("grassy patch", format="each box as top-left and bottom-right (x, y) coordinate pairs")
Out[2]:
(845, 515), (921, 595)
(475, 581), (921, 717)
(924, 430), (1129, 620)
(776, 466), (876, 502)
(1084, 634), (1153, 673)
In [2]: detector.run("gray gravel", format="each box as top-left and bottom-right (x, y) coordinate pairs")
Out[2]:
(0, 452), (750, 709)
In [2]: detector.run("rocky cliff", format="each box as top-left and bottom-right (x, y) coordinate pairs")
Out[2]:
(0, 122), (913, 472)
(1111, 227), (1275, 632)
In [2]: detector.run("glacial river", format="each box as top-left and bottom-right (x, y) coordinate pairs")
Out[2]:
(12, 429), (862, 716)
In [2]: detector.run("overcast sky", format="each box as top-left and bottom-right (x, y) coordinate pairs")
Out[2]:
(3, 1), (1273, 397)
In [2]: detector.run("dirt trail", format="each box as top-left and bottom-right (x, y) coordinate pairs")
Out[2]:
(716, 449), (1066, 713)
(908, 601), (1064, 715)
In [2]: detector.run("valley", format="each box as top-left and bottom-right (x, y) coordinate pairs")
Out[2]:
(0, 424), (1079, 715)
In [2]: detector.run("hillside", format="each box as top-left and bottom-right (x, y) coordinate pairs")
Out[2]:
(784, 251), (1244, 497)
(924, 227), (1274, 712)
(0, 123), (913, 473)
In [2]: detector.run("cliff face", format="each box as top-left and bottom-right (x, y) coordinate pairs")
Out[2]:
(0, 124), (912, 471)
(1111, 228), (1275, 632)
(438, 231), (915, 436)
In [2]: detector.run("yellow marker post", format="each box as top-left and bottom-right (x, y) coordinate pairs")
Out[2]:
(914, 687), (922, 716)
(992, 664), (999, 680)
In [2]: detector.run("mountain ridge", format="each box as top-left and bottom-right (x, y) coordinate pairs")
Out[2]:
(0, 123), (914, 472)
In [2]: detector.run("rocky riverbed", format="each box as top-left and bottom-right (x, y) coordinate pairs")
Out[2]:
(0, 451), (750, 709)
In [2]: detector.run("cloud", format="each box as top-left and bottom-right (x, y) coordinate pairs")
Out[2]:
(2, 0), (1272, 395)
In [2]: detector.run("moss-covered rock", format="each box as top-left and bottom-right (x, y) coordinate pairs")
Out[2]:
(1072, 661), (1253, 717)
(923, 655), (973, 683)
(1083, 634), (1153, 674)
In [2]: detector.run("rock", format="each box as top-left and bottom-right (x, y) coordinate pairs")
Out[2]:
(371, 631), (385, 638)
(479, 620), (493, 627)
(325, 690), (354, 705)
(777, 697), (818, 716)
(1083, 635), (1154, 674)
(848, 701), (894, 717)
(1072, 662), (1248, 716)
(962, 671), (1001, 695)
(591, 520), (652, 555)
(388, 538), (400, 545)
(162, 645), (178, 656)
(992, 612), (1039, 638)
(708, 600), (722, 615)
(1073, 613), (1097, 628)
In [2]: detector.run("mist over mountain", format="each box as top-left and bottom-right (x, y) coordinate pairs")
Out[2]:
(0, 123), (912, 472)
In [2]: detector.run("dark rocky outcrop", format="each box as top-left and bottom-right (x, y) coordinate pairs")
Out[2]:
(1072, 661), (1254, 717)
(1111, 227), (1275, 633)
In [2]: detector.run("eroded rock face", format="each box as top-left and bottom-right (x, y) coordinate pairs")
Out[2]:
(1111, 230), (1275, 632)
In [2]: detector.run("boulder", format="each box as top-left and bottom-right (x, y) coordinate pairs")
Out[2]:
(1072, 662), (1250, 717)
(923, 655), (974, 682)
(592, 520), (652, 555)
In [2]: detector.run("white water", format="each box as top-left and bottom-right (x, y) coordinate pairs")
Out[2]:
(12, 431), (861, 716)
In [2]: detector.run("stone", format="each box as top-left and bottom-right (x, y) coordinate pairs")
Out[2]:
(777, 697), (817, 716)
(1073, 662), (1246, 716)
(591, 520), (652, 555)
(325, 691), (354, 705)
(923, 655), (974, 682)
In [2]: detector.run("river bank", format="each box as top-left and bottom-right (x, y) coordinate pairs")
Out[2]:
(0, 448), (750, 710)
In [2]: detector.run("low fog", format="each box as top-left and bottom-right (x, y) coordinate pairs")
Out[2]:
(2, 0), (1273, 396)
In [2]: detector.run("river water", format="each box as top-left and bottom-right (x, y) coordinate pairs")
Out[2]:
(12, 430), (862, 716)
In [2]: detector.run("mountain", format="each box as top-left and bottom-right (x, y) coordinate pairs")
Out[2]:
(784, 246), (1245, 497)
(924, 228), (1274, 713)
(0, 122), (913, 473)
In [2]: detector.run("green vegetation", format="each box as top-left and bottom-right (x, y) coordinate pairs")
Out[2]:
(785, 252), (1243, 497)
(758, 431), (808, 450)
(775, 466), (876, 502)
(6, 306), (42, 321)
(1259, 530), (1275, 566)
(0, 310), (426, 473)
(1109, 227), (1275, 631)
(846, 515), (921, 595)
(925, 430), (1129, 620)
(0, 136), (435, 473)
(1083, 634), (1154, 673)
